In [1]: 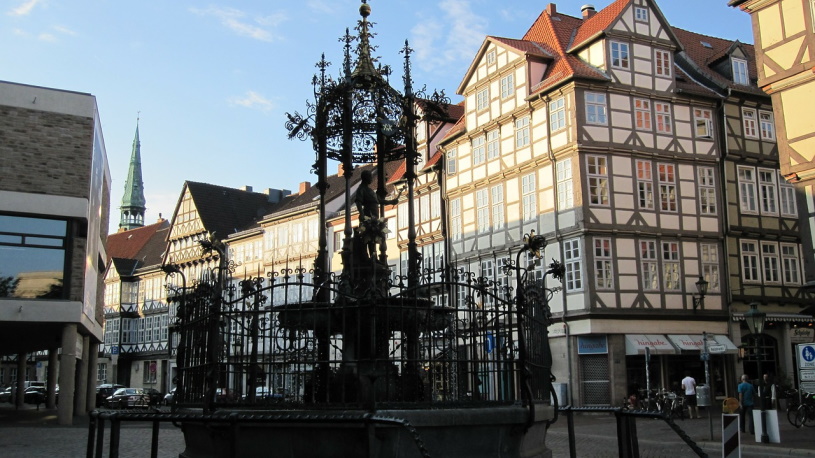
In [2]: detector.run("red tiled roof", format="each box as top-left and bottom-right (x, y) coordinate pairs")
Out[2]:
(440, 115), (465, 143)
(672, 26), (763, 95)
(521, 8), (609, 94)
(106, 219), (170, 262)
(489, 36), (553, 59)
(569, 0), (631, 51)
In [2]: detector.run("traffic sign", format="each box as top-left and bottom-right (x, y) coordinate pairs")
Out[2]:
(801, 370), (815, 382)
(801, 381), (815, 394)
(700, 353), (709, 361)
(707, 345), (726, 354)
(799, 344), (815, 369)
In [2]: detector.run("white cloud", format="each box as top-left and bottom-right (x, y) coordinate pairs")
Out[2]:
(228, 91), (275, 113)
(37, 32), (56, 42)
(53, 25), (76, 36)
(410, 0), (488, 72)
(189, 6), (287, 42)
(7, 0), (42, 17)
(307, 0), (336, 15)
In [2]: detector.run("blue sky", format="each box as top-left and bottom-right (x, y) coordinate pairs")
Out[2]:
(0, 0), (754, 235)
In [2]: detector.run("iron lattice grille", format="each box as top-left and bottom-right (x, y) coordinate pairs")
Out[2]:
(170, 253), (558, 412)
(580, 354), (611, 406)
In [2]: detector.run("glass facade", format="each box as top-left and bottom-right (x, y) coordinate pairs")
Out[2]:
(0, 214), (68, 299)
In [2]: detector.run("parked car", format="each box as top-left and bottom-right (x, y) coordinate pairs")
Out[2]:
(105, 388), (149, 409)
(242, 387), (285, 402)
(164, 388), (176, 405)
(95, 384), (125, 407)
(0, 387), (12, 403)
(23, 386), (46, 404)
(143, 388), (163, 406)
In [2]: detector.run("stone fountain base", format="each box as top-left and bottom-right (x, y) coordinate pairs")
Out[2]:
(178, 405), (553, 458)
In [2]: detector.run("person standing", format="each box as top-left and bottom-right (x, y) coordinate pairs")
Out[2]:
(738, 374), (755, 434)
(681, 371), (699, 419)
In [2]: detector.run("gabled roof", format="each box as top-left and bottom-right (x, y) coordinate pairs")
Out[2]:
(182, 181), (278, 239)
(106, 219), (170, 262)
(456, 36), (555, 95)
(521, 7), (609, 94)
(568, 0), (631, 51)
(672, 27), (765, 97)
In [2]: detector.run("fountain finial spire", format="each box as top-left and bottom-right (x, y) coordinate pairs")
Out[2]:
(352, 1), (378, 82)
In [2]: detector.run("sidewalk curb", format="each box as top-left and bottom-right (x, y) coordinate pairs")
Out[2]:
(697, 440), (815, 457)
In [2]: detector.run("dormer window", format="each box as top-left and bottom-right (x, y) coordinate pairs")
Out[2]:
(635, 7), (648, 22)
(732, 58), (749, 85)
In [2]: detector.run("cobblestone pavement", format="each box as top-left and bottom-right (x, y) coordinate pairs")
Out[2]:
(2, 403), (815, 457)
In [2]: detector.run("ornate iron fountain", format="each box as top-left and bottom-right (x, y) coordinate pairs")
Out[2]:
(164, 3), (561, 457)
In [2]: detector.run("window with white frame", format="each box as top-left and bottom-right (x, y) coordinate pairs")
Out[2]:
(500, 74), (514, 98)
(699, 166), (716, 214)
(97, 363), (107, 382)
(145, 316), (153, 342)
(694, 108), (713, 138)
(742, 108), (758, 138)
(658, 163), (677, 212)
(585, 92), (607, 125)
(522, 173), (537, 221)
(741, 241), (760, 282)
(138, 318), (145, 343)
(761, 242), (780, 284)
(760, 111), (775, 141)
(496, 256), (512, 299)
(450, 198), (462, 240)
(640, 240), (659, 290)
(398, 202), (408, 228)
(700, 243), (720, 292)
(431, 191), (441, 219)
(611, 41), (630, 69)
(635, 6), (648, 22)
(487, 50), (496, 64)
(491, 184), (504, 230)
(291, 223), (304, 244)
(476, 188), (490, 234)
(278, 226), (288, 247)
(487, 129), (500, 159)
(636, 159), (654, 210)
(781, 243), (801, 284)
(732, 58), (749, 85)
(550, 97), (566, 132)
(446, 147), (457, 174)
(587, 155), (609, 206)
(594, 238), (613, 289)
(308, 219), (318, 241)
(480, 259), (495, 308)
(420, 195), (430, 222)
(635, 99), (652, 131)
(737, 166), (758, 213)
(387, 218), (396, 240)
(779, 173), (797, 216)
(557, 160), (574, 210)
(472, 136), (486, 165)
(476, 88), (489, 111)
(655, 49), (671, 77)
(564, 238), (583, 291)
(759, 168), (778, 214)
(662, 241), (680, 290)
(655, 102), (672, 134)
(161, 315), (168, 340)
(515, 116), (530, 148)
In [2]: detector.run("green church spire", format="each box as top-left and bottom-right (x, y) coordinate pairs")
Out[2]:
(119, 119), (146, 230)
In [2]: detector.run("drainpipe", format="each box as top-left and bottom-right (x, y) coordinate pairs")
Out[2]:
(718, 88), (736, 397)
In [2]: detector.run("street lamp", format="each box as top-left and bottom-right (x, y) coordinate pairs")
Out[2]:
(692, 276), (709, 312)
(744, 302), (769, 443)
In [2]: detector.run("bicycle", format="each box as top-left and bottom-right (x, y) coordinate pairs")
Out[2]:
(788, 391), (815, 428)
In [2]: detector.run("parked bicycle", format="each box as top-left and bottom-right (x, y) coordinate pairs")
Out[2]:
(788, 391), (815, 428)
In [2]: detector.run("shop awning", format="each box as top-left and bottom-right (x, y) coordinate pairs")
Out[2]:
(625, 334), (677, 355)
(667, 334), (739, 354)
(732, 312), (813, 323)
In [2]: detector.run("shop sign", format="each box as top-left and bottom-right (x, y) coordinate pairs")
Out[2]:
(707, 345), (726, 354)
(577, 335), (608, 355)
(791, 328), (814, 344)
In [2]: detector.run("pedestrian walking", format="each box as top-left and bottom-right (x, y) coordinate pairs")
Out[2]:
(737, 374), (755, 434)
(681, 371), (699, 419)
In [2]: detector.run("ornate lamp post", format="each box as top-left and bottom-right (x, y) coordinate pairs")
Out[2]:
(692, 276), (708, 312)
(744, 302), (768, 443)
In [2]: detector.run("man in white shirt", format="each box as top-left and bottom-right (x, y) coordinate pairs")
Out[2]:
(681, 371), (700, 419)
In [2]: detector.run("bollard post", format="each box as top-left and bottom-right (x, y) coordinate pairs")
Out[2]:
(95, 416), (106, 458)
(567, 408), (576, 458)
(86, 414), (96, 458)
(151, 420), (160, 458)
(628, 415), (640, 458)
(722, 414), (740, 458)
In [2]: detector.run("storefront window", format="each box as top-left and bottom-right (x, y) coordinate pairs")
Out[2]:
(0, 214), (68, 299)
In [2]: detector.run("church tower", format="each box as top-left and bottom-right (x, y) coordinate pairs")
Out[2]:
(119, 121), (146, 230)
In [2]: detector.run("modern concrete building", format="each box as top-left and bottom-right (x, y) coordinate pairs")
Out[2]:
(0, 80), (110, 424)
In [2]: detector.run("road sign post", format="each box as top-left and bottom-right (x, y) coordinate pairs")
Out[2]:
(798, 344), (815, 394)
